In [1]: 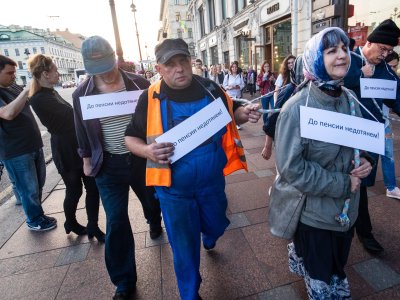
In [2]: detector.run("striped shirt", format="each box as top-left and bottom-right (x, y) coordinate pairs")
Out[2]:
(99, 87), (131, 154)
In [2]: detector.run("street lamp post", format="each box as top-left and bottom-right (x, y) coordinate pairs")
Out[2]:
(130, 1), (144, 72)
(109, 0), (124, 63)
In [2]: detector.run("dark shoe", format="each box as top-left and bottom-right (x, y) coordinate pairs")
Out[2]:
(27, 215), (57, 232)
(149, 224), (162, 239)
(64, 221), (87, 236)
(203, 241), (216, 251)
(87, 225), (105, 243)
(358, 234), (384, 254)
(113, 289), (135, 300)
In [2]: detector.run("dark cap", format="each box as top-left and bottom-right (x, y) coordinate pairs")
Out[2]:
(81, 36), (116, 75)
(367, 19), (400, 47)
(155, 38), (190, 64)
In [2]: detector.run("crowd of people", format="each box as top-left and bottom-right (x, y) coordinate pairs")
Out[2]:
(0, 16), (399, 300)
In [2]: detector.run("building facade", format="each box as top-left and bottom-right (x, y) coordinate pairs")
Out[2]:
(158, 0), (196, 57)
(0, 25), (84, 85)
(186, 0), (313, 73)
(182, 0), (399, 74)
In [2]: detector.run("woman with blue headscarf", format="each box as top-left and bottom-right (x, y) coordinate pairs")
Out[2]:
(273, 27), (373, 298)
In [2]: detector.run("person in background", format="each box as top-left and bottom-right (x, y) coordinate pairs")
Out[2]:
(203, 65), (209, 78)
(274, 27), (372, 299)
(222, 63), (229, 75)
(124, 38), (261, 300)
(344, 19), (400, 255)
(72, 36), (162, 300)
(0, 161), (3, 181)
(379, 51), (400, 200)
(261, 55), (296, 159)
(27, 54), (105, 241)
(193, 59), (205, 77)
(0, 55), (57, 231)
(349, 37), (356, 52)
(223, 61), (245, 99)
(273, 55), (295, 104)
(209, 65), (223, 86)
(145, 70), (153, 82)
(242, 69), (248, 92)
(233, 60), (243, 74)
(257, 61), (275, 127)
(216, 64), (225, 84)
(261, 56), (304, 160)
(223, 62), (245, 129)
(247, 66), (256, 97)
(386, 51), (399, 75)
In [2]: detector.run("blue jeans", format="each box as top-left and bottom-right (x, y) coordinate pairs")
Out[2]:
(381, 125), (396, 190)
(95, 153), (161, 293)
(3, 149), (45, 223)
(261, 94), (274, 125)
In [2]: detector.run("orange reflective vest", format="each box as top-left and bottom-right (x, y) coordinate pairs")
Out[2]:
(146, 80), (247, 187)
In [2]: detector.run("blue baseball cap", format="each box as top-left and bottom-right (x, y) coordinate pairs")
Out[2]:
(81, 36), (116, 75)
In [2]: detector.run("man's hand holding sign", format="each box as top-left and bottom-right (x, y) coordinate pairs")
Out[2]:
(145, 98), (260, 164)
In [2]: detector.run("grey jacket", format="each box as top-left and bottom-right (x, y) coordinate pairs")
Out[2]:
(274, 83), (361, 232)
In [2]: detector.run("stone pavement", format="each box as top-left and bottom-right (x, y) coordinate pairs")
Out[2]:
(0, 109), (400, 299)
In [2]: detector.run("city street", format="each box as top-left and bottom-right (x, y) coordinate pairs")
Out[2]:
(0, 87), (75, 205)
(0, 91), (399, 299)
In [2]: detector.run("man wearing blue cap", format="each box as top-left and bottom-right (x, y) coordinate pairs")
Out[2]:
(72, 36), (162, 300)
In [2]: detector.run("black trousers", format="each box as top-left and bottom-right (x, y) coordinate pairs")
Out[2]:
(355, 186), (372, 237)
(61, 167), (100, 226)
(294, 222), (354, 284)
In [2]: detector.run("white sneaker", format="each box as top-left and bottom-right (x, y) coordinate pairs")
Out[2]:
(236, 124), (242, 130)
(386, 187), (400, 200)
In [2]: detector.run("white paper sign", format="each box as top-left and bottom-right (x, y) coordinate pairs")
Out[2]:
(360, 78), (397, 100)
(79, 90), (142, 120)
(300, 106), (384, 155)
(155, 97), (232, 163)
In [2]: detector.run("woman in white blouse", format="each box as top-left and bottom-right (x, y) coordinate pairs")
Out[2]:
(223, 62), (245, 99)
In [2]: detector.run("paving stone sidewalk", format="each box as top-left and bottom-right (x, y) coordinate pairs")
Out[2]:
(0, 101), (399, 299)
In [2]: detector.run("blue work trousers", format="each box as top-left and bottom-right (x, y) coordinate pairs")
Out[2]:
(155, 140), (230, 300)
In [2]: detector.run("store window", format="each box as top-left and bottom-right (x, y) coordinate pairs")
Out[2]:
(3, 49), (9, 56)
(177, 29), (183, 39)
(210, 46), (218, 65)
(221, 0), (227, 20)
(201, 50), (208, 67)
(272, 19), (292, 71)
(348, 0), (400, 49)
(223, 51), (229, 65)
(208, 0), (216, 31)
(238, 37), (250, 68)
(199, 5), (205, 37)
(234, 0), (247, 14)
